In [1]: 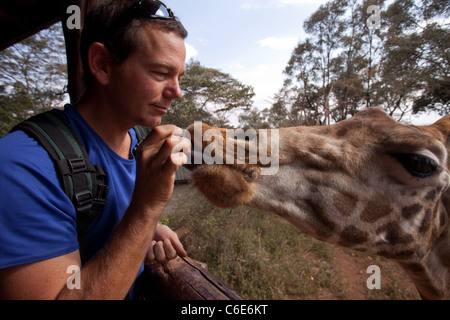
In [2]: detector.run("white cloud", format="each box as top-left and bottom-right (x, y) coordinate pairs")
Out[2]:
(240, 2), (259, 10)
(185, 42), (198, 61)
(258, 37), (298, 50)
(233, 62), (287, 108)
(240, 0), (327, 10)
(196, 38), (208, 46)
(274, 0), (326, 5)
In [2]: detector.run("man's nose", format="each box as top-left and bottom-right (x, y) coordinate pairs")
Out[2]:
(163, 78), (183, 99)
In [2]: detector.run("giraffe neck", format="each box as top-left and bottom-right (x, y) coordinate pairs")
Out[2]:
(399, 223), (450, 300)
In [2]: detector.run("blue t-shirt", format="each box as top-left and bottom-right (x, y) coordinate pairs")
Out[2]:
(0, 104), (139, 269)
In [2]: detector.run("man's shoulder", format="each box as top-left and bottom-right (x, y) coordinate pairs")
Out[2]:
(0, 129), (53, 167)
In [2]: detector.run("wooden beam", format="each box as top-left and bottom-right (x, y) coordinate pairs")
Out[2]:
(60, 0), (98, 103)
(0, 0), (61, 52)
(134, 257), (243, 300)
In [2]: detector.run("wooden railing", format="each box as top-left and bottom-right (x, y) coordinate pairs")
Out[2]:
(134, 257), (243, 300)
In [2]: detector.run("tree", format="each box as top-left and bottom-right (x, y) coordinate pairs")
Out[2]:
(272, 0), (449, 126)
(377, 0), (450, 119)
(162, 60), (255, 128)
(238, 107), (271, 129)
(0, 23), (68, 136)
(303, 0), (348, 125)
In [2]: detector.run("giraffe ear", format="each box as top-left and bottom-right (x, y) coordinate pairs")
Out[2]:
(428, 115), (450, 144)
(428, 116), (450, 169)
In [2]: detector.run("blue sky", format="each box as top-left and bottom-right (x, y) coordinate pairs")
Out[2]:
(164, 0), (328, 110)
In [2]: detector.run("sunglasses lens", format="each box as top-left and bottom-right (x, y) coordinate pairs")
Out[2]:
(140, 0), (172, 18)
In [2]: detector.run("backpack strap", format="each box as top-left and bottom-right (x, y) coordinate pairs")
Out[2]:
(11, 110), (109, 265)
(132, 126), (148, 156)
(133, 125), (148, 143)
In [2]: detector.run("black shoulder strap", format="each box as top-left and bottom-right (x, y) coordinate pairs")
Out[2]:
(132, 126), (148, 156)
(10, 110), (109, 265)
(133, 126), (148, 143)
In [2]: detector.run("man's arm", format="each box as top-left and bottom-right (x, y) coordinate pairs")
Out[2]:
(0, 125), (190, 300)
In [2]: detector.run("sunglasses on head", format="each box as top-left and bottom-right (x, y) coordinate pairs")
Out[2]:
(104, 0), (175, 40)
(131, 0), (174, 20)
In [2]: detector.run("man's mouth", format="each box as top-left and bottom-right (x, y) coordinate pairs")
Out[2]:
(151, 104), (169, 114)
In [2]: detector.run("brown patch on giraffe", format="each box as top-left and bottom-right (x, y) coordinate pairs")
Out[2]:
(361, 194), (392, 223)
(402, 204), (423, 220)
(333, 192), (358, 217)
(419, 209), (432, 233)
(376, 222), (414, 245)
(377, 249), (416, 260)
(425, 189), (437, 201)
(339, 225), (368, 247)
(304, 199), (336, 240)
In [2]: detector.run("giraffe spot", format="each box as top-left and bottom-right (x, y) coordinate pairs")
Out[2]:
(304, 199), (335, 239)
(376, 222), (414, 245)
(333, 192), (358, 217)
(425, 190), (437, 201)
(361, 194), (392, 223)
(339, 225), (368, 246)
(419, 209), (432, 233)
(401, 204), (423, 220)
(378, 249), (416, 260)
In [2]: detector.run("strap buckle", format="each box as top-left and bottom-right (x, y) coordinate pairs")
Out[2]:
(92, 184), (109, 212)
(68, 158), (87, 174)
(74, 190), (93, 213)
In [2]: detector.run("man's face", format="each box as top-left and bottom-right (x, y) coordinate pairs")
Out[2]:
(106, 25), (186, 128)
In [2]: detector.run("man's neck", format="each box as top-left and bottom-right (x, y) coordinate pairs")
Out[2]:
(75, 93), (133, 159)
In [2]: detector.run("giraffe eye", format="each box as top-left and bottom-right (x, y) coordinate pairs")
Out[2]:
(394, 154), (438, 178)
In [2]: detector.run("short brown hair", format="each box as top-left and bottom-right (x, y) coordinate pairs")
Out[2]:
(80, 0), (188, 86)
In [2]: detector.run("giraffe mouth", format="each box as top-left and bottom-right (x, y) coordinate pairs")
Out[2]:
(183, 123), (280, 177)
(184, 149), (262, 183)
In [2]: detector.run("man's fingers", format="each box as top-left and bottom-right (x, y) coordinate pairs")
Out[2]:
(138, 125), (183, 150)
(145, 235), (187, 265)
(163, 239), (177, 260)
(147, 240), (175, 264)
(136, 126), (191, 170)
(154, 241), (166, 262)
(169, 232), (187, 258)
(146, 240), (157, 262)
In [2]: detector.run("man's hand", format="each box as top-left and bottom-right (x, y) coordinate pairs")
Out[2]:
(145, 224), (187, 265)
(131, 125), (191, 215)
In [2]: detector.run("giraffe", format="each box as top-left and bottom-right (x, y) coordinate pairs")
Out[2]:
(185, 108), (450, 300)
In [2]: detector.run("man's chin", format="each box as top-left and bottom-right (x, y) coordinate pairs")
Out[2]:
(141, 116), (162, 128)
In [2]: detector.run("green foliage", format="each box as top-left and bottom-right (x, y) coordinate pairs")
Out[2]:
(162, 60), (255, 128)
(238, 107), (271, 129)
(0, 23), (68, 136)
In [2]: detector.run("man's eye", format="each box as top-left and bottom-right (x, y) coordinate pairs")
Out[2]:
(393, 153), (439, 178)
(152, 71), (168, 78)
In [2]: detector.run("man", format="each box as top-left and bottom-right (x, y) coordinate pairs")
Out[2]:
(0, 0), (191, 299)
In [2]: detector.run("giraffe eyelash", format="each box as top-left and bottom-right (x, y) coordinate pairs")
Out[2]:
(393, 153), (439, 178)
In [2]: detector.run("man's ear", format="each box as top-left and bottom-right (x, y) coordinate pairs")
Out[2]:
(87, 42), (113, 86)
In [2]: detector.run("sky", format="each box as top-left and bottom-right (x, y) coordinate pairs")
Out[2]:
(164, 0), (327, 111)
(163, 0), (442, 126)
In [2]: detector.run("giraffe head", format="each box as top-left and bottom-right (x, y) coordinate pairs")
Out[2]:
(186, 108), (450, 264)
